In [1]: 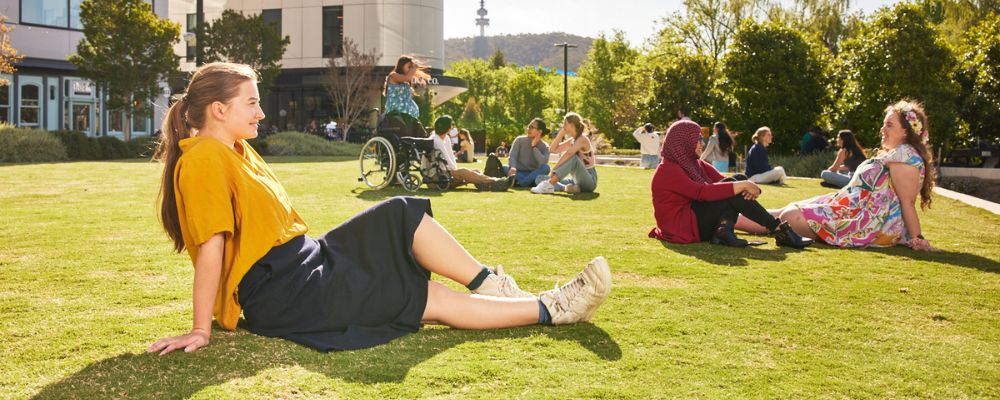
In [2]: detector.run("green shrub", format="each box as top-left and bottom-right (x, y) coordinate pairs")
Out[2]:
(52, 130), (151, 160)
(126, 135), (158, 159)
(52, 130), (102, 160)
(770, 150), (837, 178)
(0, 125), (68, 163)
(263, 131), (362, 157)
(247, 135), (269, 155)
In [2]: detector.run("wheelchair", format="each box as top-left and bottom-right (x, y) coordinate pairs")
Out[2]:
(358, 111), (452, 192)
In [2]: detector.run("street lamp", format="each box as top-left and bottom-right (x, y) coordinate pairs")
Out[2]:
(553, 42), (577, 116)
(195, 0), (204, 66)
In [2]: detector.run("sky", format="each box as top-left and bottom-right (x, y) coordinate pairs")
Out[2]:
(443, 0), (905, 47)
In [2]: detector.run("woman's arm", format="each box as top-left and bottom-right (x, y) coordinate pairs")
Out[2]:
(552, 138), (584, 170)
(701, 136), (718, 160)
(827, 149), (847, 172)
(888, 163), (936, 251)
(147, 233), (225, 355)
(549, 127), (570, 153)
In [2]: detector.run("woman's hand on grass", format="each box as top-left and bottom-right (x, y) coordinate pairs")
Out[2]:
(907, 238), (938, 252)
(147, 330), (210, 355)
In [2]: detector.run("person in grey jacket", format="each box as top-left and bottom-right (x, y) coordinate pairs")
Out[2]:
(503, 118), (551, 187)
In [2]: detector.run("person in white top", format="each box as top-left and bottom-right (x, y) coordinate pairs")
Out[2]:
(432, 116), (512, 191)
(448, 126), (460, 151)
(633, 123), (662, 169)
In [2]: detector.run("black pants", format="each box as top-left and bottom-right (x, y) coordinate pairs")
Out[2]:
(691, 176), (779, 242)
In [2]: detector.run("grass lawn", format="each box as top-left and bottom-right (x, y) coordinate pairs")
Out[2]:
(1, 157), (998, 399)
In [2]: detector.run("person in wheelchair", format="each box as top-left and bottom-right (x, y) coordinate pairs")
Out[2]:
(432, 116), (513, 191)
(383, 55), (429, 121)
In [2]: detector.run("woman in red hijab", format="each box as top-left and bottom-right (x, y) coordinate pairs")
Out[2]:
(648, 120), (812, 248)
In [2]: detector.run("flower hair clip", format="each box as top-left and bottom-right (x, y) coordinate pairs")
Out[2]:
(898, 105), (923, 137)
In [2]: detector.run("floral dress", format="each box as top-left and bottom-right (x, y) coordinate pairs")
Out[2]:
(797, 144), (925, 247)
(384, 82), (420, 120)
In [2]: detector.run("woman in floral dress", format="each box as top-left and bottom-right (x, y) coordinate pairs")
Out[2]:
(383, 55), (429, 120)
(736, 99), (938, 251)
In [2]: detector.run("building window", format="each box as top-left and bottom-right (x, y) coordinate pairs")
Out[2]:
(133, 114), (147, 133)
(322, 6), (343, 58)
(262, 9), (282, 56)
(22, 0), (153, 30)
(186, 13), (197, 62)
(19, 84), (40, 126)
(0, 84), (9, 124)
(21, 0), (69, 28)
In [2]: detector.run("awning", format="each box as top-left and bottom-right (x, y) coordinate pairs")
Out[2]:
(426, 75), (468, 107)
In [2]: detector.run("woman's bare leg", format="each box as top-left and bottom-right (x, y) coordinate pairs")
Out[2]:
(411, 214), (483, 286)
(776, 206), (818, 239)
(422, 281), (539, 329)
(735, 209), (782, 234)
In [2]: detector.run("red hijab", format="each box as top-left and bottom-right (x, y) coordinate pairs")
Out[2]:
(662, 120), (711, 183)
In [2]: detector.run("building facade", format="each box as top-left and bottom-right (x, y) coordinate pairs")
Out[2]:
(2, 0), (167, 138)
(169, 0), (466, 132)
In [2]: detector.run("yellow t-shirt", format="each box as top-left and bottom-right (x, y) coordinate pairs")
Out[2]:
(174, 136), (308, 330)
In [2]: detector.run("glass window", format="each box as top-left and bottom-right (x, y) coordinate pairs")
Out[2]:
(22, 0), (69, 28)
(20, 84), (40, 126)
(133, 114), (147, 132)
(262, 9), (282, 56)
(70, 0), (83, 29)
(108, 111), (123, 132)
(322, 6), (343, 58)
(0, 84), (9, 124)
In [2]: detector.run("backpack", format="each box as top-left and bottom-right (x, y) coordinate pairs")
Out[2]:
(483, 153), (505, 178)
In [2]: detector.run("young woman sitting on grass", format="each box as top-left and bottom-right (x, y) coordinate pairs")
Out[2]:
(648, 120), (813, 249)
(820, 129), (867, 188)
(147, 63), (613, 354)
(736, 99), (937, 251)
(745, 127), (787, 185)
(531, 113), (598, 194)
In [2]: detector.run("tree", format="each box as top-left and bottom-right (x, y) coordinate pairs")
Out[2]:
(954, 12), (1000, 143)
(201, 9), (290, 97)
(642, 52), (720, 129)
(767, 0), (863, 55)
(0, 15), (23, 85)
(69, 0), (179, 141)
(445, 59), (513, 142)
(489, 49), (507, 69)
(721, 21), (829, 154)
(503, 67), (549, 129)
(325, 38), (380, 141)
(834, 3), (960, 151)
(660, 0), (765, 64)
(577, 31), (638, 147)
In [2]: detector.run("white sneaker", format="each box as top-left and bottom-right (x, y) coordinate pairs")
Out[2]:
(564, 184), (581, 193)
(472, 265), (535, 298)
(539, 256), (612, 324)
(531, 180), (555, 194)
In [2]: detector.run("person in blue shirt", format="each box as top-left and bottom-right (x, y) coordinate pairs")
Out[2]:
(745, 126), (787, 185)
(383, 55), (429, 120)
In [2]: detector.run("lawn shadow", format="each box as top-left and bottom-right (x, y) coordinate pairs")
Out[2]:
(861, 247), (1000, 274)
(564, 192), (601, 201)
(352, 186), (447, 199)
(32, 323), (619, 398)
(659, 240), (802, 266)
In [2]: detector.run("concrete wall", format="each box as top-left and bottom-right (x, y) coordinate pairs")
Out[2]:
(171, 0), (445, 72)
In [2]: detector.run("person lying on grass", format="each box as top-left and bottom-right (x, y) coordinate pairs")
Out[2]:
(735, 99), (937, 252)
(147, 62), (613, 354)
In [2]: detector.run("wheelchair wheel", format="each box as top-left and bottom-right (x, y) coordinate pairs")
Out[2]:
(397, 147), (422, 192)
(359, 136), (395, 190)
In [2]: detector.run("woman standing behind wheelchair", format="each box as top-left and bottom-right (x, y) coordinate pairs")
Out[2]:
(384, 55), (429, 121)
(147, 63), (613, 354)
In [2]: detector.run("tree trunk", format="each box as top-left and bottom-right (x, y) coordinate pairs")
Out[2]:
(124, 107), (132, 142)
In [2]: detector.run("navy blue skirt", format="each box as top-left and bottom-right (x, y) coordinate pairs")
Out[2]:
(238, 197), (433, 351)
